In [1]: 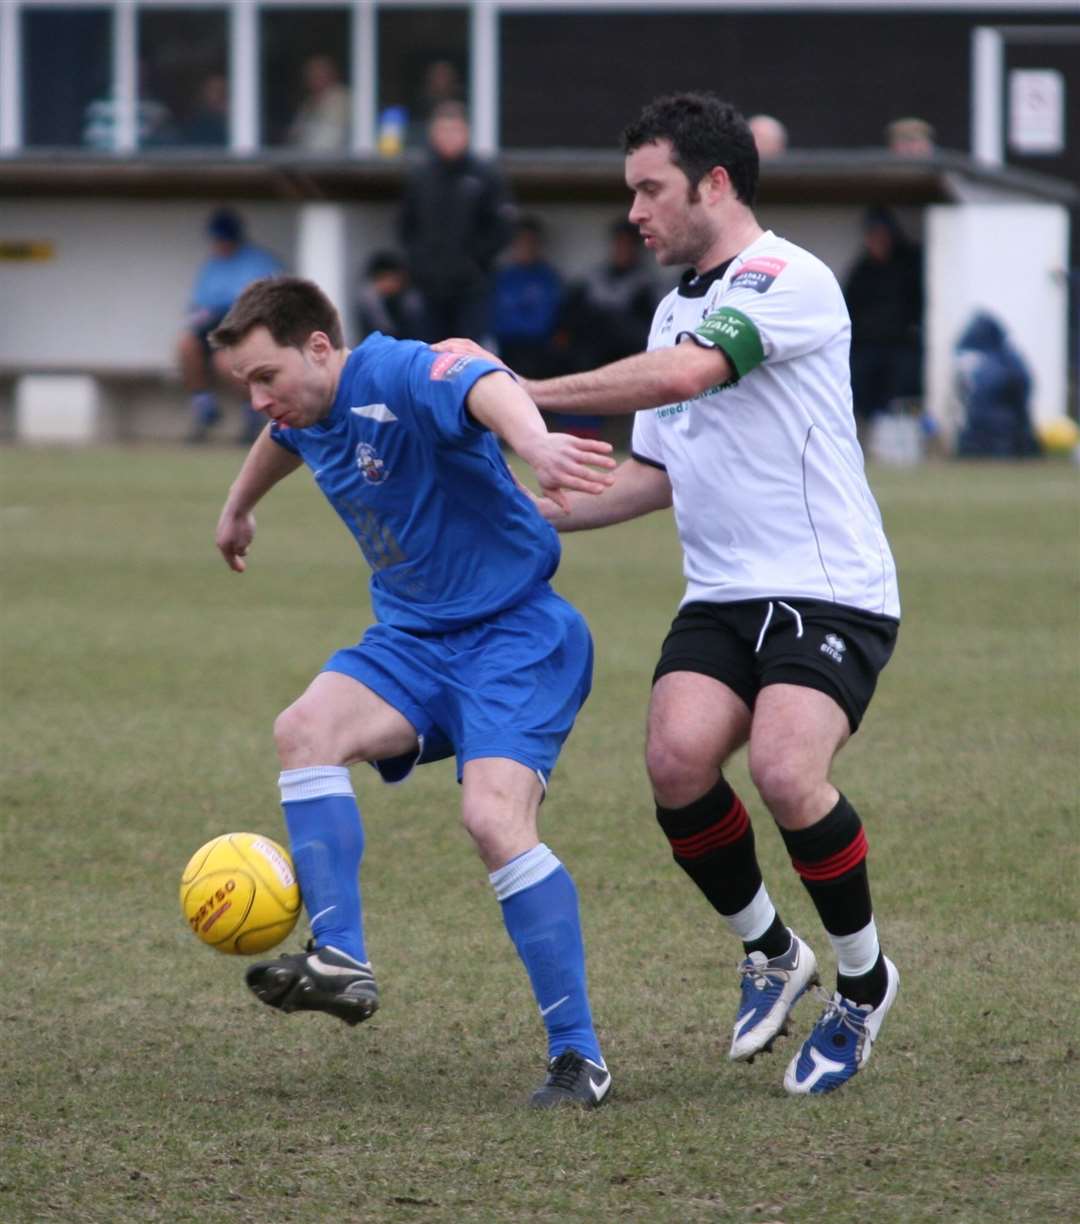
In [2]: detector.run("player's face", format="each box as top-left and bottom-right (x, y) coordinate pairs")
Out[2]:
(228, 326), (336, 429)
(626, 140), (716, 269)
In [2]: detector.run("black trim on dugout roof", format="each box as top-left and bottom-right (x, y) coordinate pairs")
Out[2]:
(0, 149), (1075, 206)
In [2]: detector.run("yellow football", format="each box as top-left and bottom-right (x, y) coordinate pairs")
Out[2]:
(180, 832), (301, 955)
(1037, 416), (1080, 456)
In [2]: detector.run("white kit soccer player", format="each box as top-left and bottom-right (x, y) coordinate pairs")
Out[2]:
(632, 230), (899, 621)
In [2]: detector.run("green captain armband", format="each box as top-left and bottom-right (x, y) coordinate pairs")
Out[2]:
(694, 307), (765, 380)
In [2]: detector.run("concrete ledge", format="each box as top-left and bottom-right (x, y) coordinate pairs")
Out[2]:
(15, 374), (102, 443)
(2, 368), (201, 444)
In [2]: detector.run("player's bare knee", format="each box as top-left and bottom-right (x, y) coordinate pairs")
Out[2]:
(462, 805), (512, 868)
(273, 700), (334, 768)
(461, 783), (538, 870)
(646, 738), (715, 809)
(461, 783), (509, 847)
(750, 755), (817, 822)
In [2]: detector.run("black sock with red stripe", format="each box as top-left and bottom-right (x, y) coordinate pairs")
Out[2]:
(778, 794), (887, 1005)
(656, 777), (789, 959)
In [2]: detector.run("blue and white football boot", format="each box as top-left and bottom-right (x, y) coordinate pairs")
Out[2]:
(729, 930), (819, 1062)
(783, 956), (900, 1095)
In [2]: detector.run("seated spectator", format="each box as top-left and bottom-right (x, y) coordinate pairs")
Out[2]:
(954, 312), (1040, 459)
(177, 208), (284, 442)
(844, 207), (923, 426)
(406, 59), (465, 149)
(84, 69), (177, 150)
(557, 219), (659, 374)
(355, 251), (426, 341)
(886, 117), (935, 158)
(492, 217), (563, 379)
(748, 114), (788, 159)
(182, 73), (229, 147)
(546, 219), (659, 439)
(287, 55), (349, 151)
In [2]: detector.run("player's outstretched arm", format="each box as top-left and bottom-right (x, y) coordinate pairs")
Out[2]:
(434, 335), (733, 417)
(215, 428), (304, 572)
(465, 370), (616, 513)
(522, 340), (733, 416)
(530, 456), (672, 532)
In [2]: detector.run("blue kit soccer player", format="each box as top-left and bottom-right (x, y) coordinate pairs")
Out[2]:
(210, 276), (617, 1109)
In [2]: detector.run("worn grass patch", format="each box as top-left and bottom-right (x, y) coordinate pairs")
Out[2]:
(1, 448), (1077, 1222)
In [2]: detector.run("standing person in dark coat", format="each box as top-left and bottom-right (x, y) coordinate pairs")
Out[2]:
(843, 207), (923, 426)
(398, 101), (515, 343)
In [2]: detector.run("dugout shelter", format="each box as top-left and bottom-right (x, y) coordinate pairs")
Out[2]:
(1, 0), (1076, 444)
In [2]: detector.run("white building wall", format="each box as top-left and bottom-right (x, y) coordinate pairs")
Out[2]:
(1, 197), (885, 374)
(6, 195), (1069, 444)
(0, 199), (296, 368)
(925, 202), (1069, 434)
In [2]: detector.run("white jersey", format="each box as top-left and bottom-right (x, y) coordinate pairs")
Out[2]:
(632, 230), (900, 619)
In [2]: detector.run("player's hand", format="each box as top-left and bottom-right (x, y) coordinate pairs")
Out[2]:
(431, 337), (504, 367)
(216, 507), (256, 572)
(511, 477), (566, 521)
(532, 494), (568, 522)
(519, 432), (616, 515)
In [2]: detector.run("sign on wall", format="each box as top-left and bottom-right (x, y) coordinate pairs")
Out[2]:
(1008, 69), (1065, 156)
(0, 241), (56, 261)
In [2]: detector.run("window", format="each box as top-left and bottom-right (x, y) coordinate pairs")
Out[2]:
(260, 6), (351, 151)
(138, 8), (229, 149)
(377, 6), (469, 150)
(22, 6), (112, 148)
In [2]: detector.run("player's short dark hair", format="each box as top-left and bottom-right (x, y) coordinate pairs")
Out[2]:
(622, 92), (758, 206)
(210, 276), (344, 350)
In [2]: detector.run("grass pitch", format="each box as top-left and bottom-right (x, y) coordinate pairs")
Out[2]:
(1, 447), (1077, 1223)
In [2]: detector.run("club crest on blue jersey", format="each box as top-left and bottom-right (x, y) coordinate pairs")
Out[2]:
(355, 441), (389, 484)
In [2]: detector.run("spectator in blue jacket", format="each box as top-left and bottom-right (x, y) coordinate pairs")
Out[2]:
(177, 208), (284, 442)
(954, 312), (1040, 459)
(492, 217), (563, 379)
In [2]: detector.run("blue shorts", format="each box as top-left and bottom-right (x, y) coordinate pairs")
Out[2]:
(322, 583), (593, 785)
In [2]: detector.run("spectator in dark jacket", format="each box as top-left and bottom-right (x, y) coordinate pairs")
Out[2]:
(398, 102), (514, 343)
(354, 251), (426, 341)
(844, 207), (923, 424)
(556, 219), (659, 374)
(954, 312), (1040, 459)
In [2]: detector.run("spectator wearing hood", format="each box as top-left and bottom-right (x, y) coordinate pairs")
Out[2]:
(954, 312), (1040, 459)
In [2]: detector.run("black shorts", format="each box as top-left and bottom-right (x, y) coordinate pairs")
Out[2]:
(653, 598), (899, 732)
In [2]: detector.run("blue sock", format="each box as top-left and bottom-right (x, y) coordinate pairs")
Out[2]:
(492, 844), (604, 1067)
(279, 766), (367, 964)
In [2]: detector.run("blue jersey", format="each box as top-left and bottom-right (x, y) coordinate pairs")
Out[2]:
(270, 334), (561, 633)
(190, 244), (284, 314)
